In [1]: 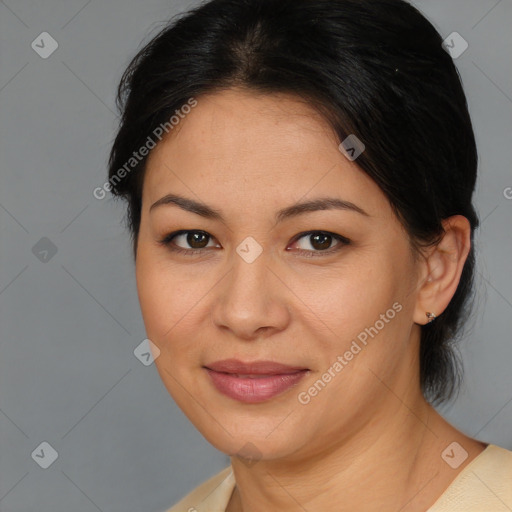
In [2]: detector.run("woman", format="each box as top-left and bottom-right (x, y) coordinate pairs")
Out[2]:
(107, 0), (512, 510)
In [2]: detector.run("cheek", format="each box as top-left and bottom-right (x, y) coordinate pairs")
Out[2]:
(136, 247), (179, 341)
(292, 275), (410, 411)
(291, 253), (413, 375)
(292, 260), (392, 335)
(135, 254), (206, 410)
(135, 249), (216, 361)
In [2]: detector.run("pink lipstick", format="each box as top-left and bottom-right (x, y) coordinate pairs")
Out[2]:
(204, 359), (309, 403)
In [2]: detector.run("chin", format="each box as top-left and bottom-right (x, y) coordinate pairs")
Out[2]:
(192, 411), (309, 463)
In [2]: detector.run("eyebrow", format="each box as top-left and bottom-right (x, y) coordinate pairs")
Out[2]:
(149, 193), (369, 223)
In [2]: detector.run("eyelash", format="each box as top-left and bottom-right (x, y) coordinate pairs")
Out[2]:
(158, 230), (350, 258)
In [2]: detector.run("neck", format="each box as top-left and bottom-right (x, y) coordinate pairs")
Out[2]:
(227, 389), (485, 512)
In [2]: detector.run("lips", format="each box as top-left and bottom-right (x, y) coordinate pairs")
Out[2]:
(204, 359), (308, 375)
(203, 359), (309, 403)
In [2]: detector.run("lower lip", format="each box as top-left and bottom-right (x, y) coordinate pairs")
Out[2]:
(205, 368), (309, 403)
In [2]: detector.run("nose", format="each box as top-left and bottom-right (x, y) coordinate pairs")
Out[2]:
(211, 248), (291, 341)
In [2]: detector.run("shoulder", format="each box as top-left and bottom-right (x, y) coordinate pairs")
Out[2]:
(166, 465), (235, 512)
(428, 444), (512, 511)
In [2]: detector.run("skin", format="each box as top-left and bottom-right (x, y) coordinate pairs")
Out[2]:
(135, 88), (486, 511)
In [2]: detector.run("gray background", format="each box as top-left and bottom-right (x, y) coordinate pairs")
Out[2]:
(0, 0), (510, 511)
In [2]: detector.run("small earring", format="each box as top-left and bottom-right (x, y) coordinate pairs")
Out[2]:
(426, 312), (436, 323)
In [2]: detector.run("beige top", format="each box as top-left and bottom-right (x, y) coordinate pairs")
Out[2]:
(166, 444), (512, 511)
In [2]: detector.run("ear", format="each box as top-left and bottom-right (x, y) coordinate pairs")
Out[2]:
(413, 215), (471, 326)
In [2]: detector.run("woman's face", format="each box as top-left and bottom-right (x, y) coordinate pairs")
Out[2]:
(136, 88), (425, 461)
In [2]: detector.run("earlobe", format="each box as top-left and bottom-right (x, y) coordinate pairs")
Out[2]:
(413, 215), (471, 326)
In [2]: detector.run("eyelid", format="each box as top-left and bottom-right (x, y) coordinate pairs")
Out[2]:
(158, 230), (220, 252)
(288, 230), (350, 256)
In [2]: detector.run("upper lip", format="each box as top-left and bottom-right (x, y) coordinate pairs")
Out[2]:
(204, 359), (308, 375)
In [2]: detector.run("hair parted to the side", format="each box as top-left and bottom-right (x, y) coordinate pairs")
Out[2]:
(107, 0), (479, 405)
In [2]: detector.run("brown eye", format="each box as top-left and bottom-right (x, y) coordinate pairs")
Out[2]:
(289, 231), (350, 257)
(159, 230), (220, 254)
(309, 233), (333, 250)
(186, 231), (210, 248)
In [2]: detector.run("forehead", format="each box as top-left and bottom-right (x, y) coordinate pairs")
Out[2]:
(142, 88), (388, 217)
